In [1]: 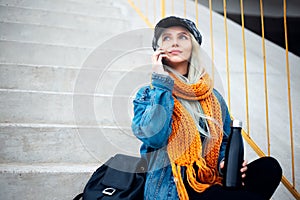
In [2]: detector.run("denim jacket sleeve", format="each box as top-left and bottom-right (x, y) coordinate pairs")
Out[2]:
(131, 73), (175, 149)
(213, 89), (231, 167)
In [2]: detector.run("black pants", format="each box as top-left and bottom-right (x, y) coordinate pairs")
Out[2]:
(185, 157), (282, 200)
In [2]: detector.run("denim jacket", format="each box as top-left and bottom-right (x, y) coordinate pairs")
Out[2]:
(131, 73), (231, 200)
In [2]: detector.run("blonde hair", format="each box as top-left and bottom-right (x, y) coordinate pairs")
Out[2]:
(187, 32), (206, 84)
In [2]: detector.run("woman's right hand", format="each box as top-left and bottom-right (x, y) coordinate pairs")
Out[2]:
(152, 49), (169, 75)
(220, 160), (248, 186)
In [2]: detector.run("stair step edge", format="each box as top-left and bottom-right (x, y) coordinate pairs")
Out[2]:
(0, 163), (100, 173)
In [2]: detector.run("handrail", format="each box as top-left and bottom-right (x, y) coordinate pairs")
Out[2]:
(127, 0), (154, 28)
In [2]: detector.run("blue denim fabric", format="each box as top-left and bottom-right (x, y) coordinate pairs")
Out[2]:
(131, 73), (231, 200)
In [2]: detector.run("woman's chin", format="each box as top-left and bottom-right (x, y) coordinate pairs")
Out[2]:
(164, 59), (188, 67)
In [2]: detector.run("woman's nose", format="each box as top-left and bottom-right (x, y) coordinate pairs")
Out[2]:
(171, 39), (179, 47)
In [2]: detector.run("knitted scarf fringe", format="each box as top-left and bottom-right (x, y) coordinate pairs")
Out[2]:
(167, 73), (223, 200)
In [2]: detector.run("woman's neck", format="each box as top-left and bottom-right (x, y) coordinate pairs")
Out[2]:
(168, 61), (189, 76)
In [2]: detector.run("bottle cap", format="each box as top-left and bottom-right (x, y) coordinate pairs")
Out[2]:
(231, 119), (242, 128)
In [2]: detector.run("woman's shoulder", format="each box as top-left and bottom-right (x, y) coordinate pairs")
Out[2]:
(212, 89), (226, 104)
(135, 73), (174, 98)
(212, 89), (231, 132)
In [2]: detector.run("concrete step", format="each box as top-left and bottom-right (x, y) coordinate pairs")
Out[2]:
(8, 65), (288, 143)
(67, 0), (114, 5)
(0, 40), (90, 66)
(0, 0), (117, 17)
(0, 125), (141, 163)
(0, 64), (151, 94)
(0, 163), (295, 200)
(0, 22), (121, 48)
(0, 40), (151, 67)
(0, 21), (152, 49)
(0, 90), (137, 126)
(0, 5), (128, 32)
(0, 163), (97, 200)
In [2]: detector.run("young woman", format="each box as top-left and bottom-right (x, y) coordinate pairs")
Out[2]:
(131, 16), (282, 200)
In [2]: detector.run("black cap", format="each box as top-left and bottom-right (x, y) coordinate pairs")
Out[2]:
(152, 16), (202, 51)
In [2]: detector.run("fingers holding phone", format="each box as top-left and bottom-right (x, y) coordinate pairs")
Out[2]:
(152, 49), (169, 75)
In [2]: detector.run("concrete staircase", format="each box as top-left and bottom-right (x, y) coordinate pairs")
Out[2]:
(0, 0), (151, 199)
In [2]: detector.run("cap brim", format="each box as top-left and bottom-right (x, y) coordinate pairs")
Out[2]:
(156, 17), (190, 31)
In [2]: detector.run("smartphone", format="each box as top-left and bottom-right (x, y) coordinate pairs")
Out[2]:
(155, 44), (168, 69)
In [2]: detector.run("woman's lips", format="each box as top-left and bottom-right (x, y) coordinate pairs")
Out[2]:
(168, 50), (182, 55)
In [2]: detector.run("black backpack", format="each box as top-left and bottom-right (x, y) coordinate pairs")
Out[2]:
(73, 154), (147, 200)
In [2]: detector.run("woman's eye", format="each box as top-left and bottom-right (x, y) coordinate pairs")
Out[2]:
(162, 36), (171, 41)
(179, 35), (188, 40)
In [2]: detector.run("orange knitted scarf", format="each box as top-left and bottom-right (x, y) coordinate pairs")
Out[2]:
(167, 72), (223, 200)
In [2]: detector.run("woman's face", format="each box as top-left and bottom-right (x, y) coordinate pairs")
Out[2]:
(160, 26), (192, 66)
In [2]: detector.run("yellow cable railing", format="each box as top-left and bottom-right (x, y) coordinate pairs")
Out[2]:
(283, 0), (295, 190)
(240, 0), (250, 135)
(161, 0), (165, 18)
(195, 0), (198, 27)
(209, 0), (214, 82)
(223, 0), (231, 111)
(259, 0), (271, 156)
(127, 0), (299, 198)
